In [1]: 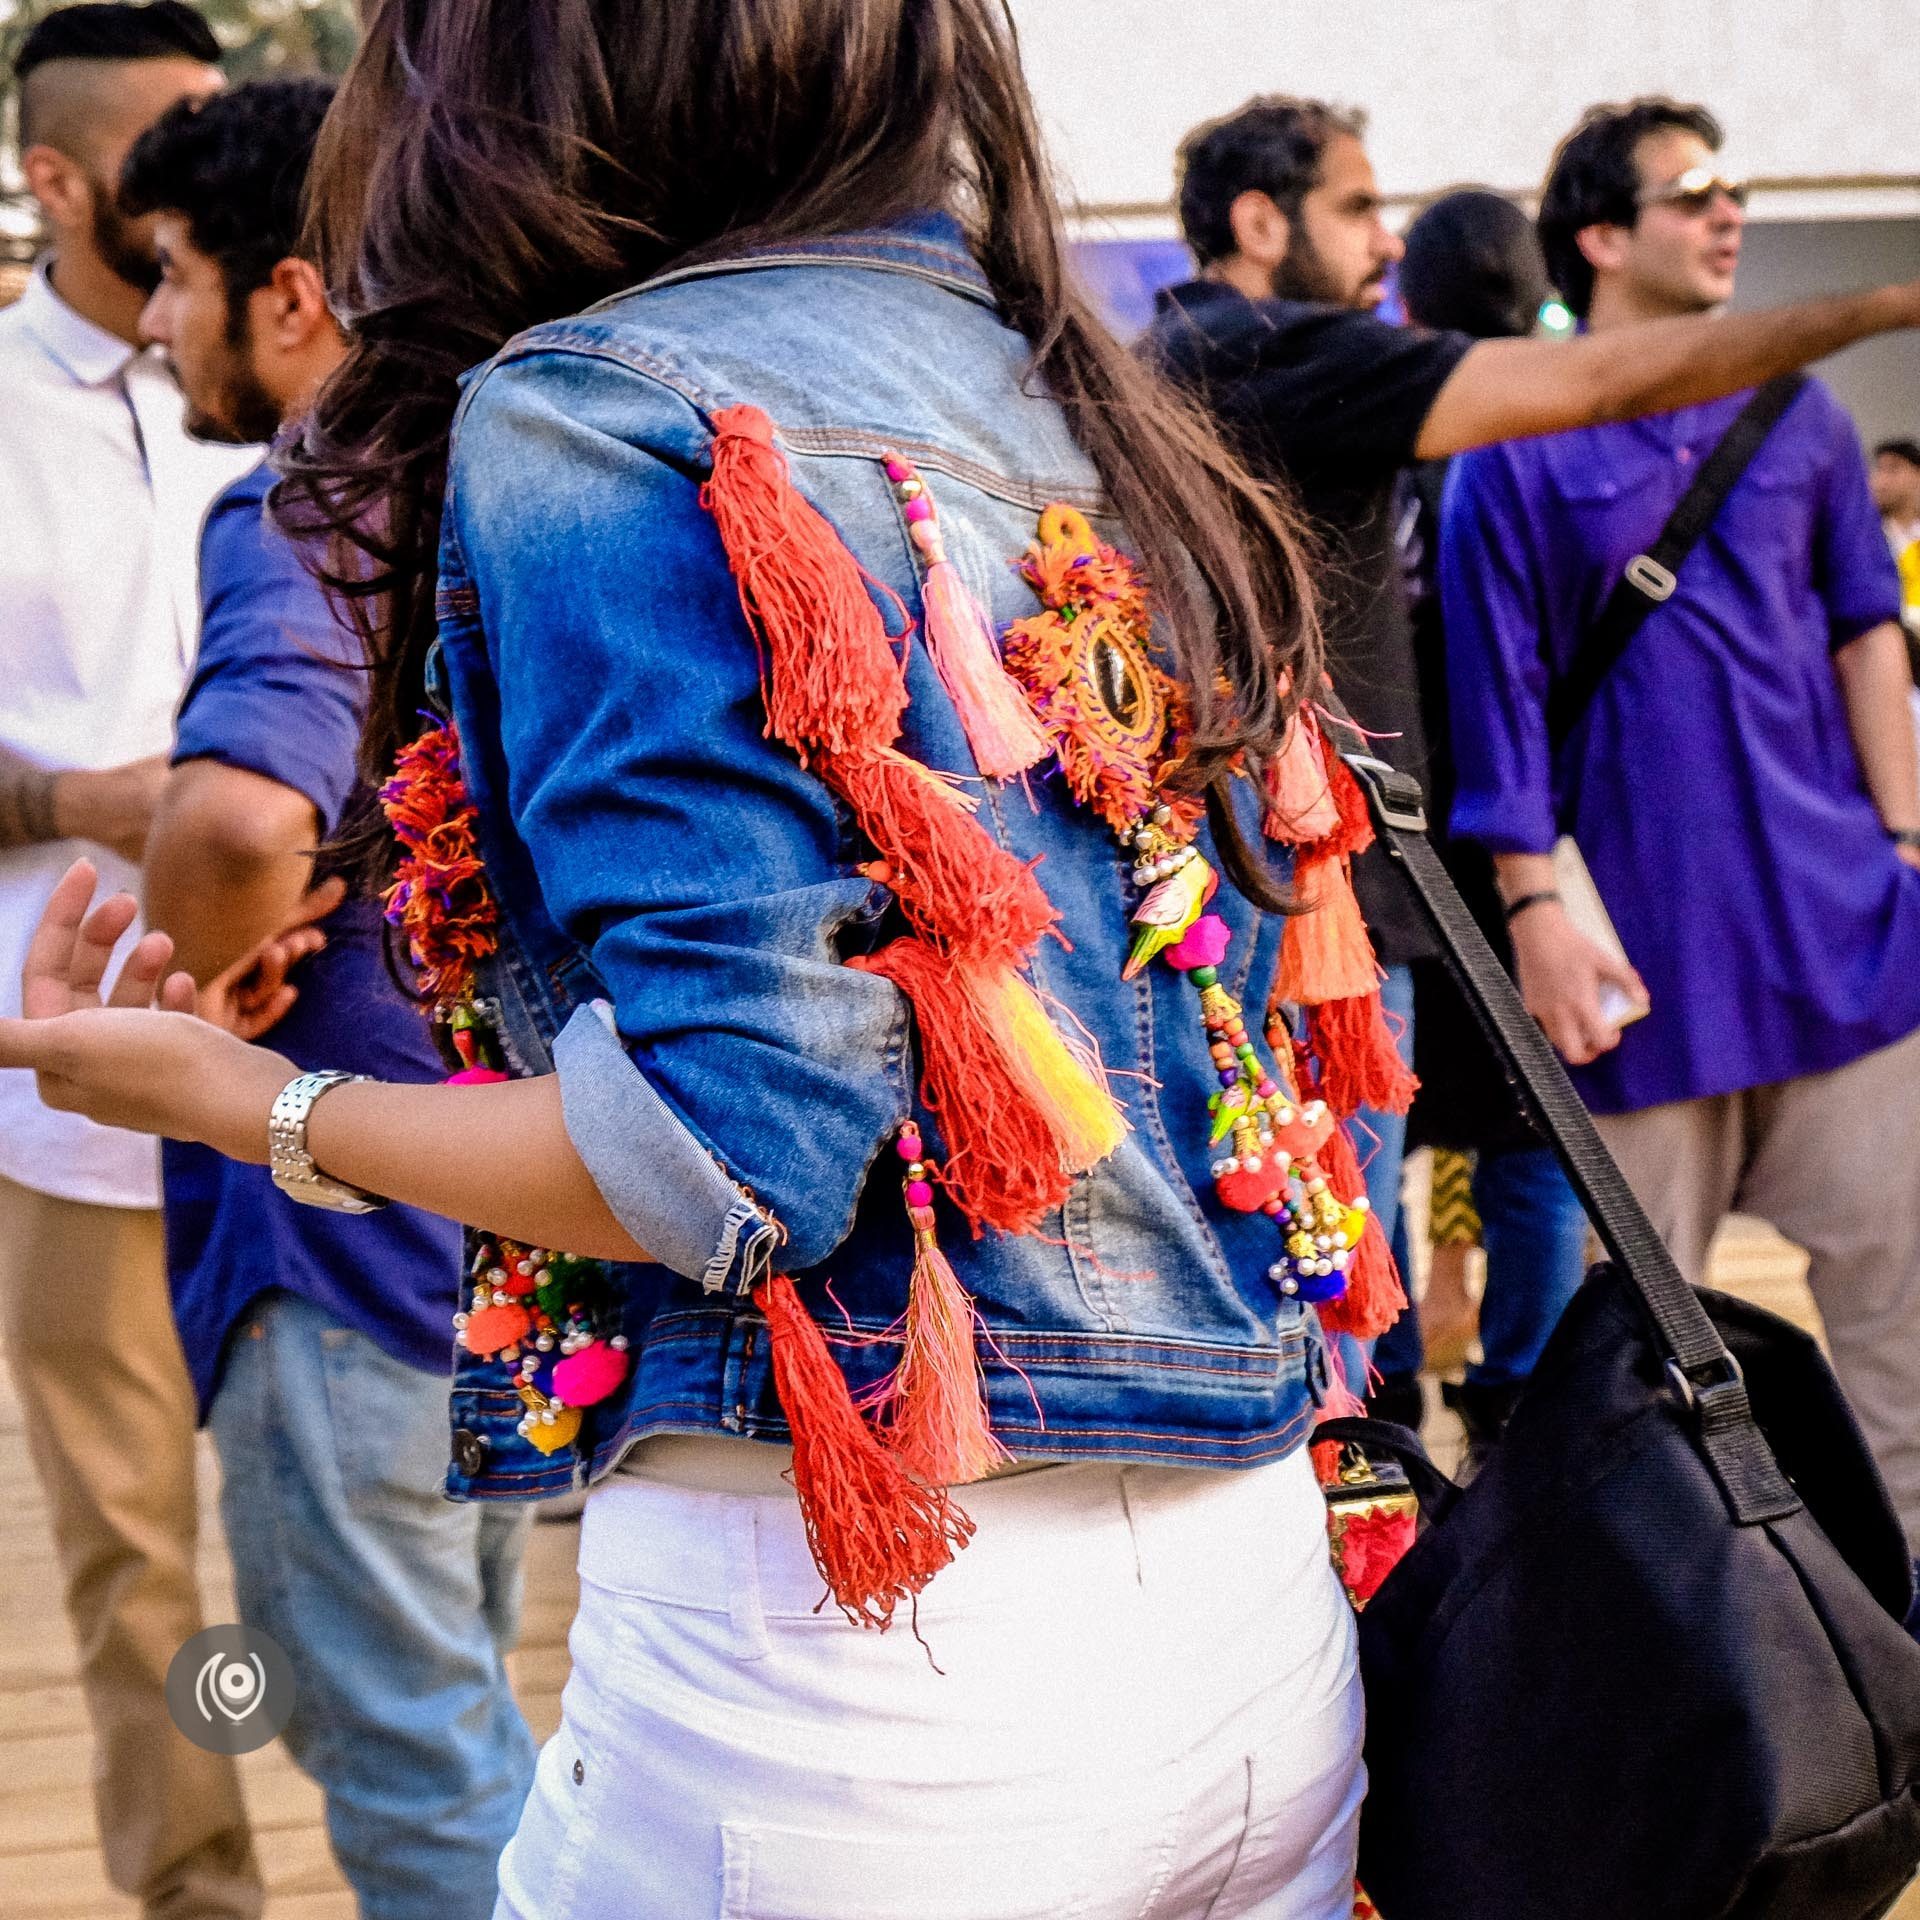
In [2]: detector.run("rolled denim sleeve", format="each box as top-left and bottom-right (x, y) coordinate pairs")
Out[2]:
(1439, 447), (1561, 856)
(448, 351), (913, 1279)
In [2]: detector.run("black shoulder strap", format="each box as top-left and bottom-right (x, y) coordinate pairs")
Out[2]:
(1545, 374), (1806, 750)
(1316, 711), (1800, 1525)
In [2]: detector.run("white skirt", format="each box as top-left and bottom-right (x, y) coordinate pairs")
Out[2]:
(496, 1445), (1364, 1920)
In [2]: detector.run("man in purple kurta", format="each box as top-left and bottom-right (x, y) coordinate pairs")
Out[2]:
(1443, 97), (1920, 1554)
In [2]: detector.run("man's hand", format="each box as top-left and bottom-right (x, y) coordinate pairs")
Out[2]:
(1507, 901), (1648, 1067)
(51, 756), (170, 863)
(196, 877), (346, 1039)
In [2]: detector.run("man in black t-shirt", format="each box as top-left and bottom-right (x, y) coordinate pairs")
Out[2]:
(1145, 91), (1920, 1337)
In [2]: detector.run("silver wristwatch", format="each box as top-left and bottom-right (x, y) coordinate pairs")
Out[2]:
(268, 1071), (389, 1214)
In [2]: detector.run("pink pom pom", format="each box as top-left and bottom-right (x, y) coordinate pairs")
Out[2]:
(1164, 912), (1232, 972)
(896, 1131), (924, 1160)
(906, 1179), (935, 1208)
(448, 1066), (510, 1085)
(551, 1340), (629, 1408)
(883, 457), (913, 483)
(902, 496), (934, 523)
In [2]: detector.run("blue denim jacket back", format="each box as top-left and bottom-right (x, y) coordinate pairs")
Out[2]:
(433, 215), (1329, 1498)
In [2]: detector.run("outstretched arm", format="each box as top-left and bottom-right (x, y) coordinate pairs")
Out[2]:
(0, 860), (650, 1262)
(1418, 281), (1920, 461)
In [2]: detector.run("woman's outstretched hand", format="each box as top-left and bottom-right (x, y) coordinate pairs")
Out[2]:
(0, 859), (293, 1160)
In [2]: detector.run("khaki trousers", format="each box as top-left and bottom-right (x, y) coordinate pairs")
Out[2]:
(1594, 1022), (1920, 1552)
(0, 1174), (260, 1919)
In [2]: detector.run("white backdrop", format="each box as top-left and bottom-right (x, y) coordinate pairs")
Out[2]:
(1009, 0), (1920, 219)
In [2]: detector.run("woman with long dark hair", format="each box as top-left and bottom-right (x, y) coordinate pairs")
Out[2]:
(0, 4), (1385, 1912)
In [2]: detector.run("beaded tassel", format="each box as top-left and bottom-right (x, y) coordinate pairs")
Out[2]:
(883, 454), (1051, 781)
(1120, 804), (1373, 1311)
(881, 1123), (1011, 1487)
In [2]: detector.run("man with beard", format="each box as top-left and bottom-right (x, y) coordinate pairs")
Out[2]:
(123, 79), (538, 1918)
(1147, 96), (1920, 1393)
(0, 8), (259, 1916)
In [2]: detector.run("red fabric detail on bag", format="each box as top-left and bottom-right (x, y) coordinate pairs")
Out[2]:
(754, 1272), (970, 1628)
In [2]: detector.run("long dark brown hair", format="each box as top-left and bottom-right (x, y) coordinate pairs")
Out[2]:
(277, 0), (1319, 905)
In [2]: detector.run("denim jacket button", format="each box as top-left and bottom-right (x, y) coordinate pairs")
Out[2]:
(452, 1428), (488, 1476)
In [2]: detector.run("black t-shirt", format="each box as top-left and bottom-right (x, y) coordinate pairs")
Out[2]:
(1145, 279), (1473, 963)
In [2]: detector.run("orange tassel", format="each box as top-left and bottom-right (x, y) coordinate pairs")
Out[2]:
(884, 1204), (1012, 1486)
(1265, 711), (1340, 844)
(1312, 1122), (1407, 1342)
(849, 938), (1112, 1235)
(1307, 993), (1419, 1120)
(831, 747), (1057, 969)
(702, 405), (908, 764)
(920, 558), (1052, 780)
(1315, 722), (1376, 862)
(1278, 854), (1381, 1005)
(754, 1272), (970, 1627)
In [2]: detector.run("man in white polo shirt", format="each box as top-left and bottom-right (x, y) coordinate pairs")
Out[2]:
(0, 8), (259, 1915)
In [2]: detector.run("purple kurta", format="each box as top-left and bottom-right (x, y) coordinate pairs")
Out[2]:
(1441, 379), (1920, 1115)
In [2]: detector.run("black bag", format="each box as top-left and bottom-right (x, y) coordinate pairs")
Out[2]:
(1316, 737), (1920, 1920)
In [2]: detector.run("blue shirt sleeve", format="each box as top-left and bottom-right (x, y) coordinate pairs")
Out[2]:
(447, 353), (911, 1276)
(175, 469), (366, 835)
(1439, 446), (1561, 855)
(1808, 388), (1903, 650)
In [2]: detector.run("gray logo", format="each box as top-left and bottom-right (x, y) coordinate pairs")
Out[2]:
(165, 1625), (296, 1754)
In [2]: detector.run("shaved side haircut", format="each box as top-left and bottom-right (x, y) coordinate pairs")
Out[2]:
(14, 1), (219, 155)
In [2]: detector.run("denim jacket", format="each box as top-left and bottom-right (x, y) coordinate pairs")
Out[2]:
(433, 214), (1331, 1499)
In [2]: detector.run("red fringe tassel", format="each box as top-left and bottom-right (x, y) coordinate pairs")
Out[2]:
(848, 937), (1081, 1236)
(754, 1272), (970, 1627)
(701, 406), (907, 764)
(1312, 1121), (1407, 1342)
(1307, 994), (1418, 1121)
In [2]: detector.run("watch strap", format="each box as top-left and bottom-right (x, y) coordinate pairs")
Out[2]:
(268, 1070), (388, 1213)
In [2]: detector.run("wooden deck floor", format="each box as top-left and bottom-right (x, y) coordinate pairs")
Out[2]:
(2, 1212), (1914, 1917)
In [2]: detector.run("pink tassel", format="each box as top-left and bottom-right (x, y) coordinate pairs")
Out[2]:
(884, 452), (1049, 781)
(919, 558), (1053, 778)
(885, 1201), (1012, 1486)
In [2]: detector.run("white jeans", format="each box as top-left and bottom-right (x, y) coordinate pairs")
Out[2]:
(496, 1447), (1364, 1920)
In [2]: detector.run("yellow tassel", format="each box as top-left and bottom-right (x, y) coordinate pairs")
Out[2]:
(1279, 855), (1380, 1005)
(985, 967), (1130, 1174)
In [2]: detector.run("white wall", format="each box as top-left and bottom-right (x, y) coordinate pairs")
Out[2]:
(1010, 0), (1920, 217)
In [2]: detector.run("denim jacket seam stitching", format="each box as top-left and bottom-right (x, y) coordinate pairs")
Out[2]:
(778, 429), (1107, 516)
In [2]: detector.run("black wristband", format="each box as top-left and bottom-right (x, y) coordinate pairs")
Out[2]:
(1893, 829), (1920, 851)
(1503, 889), (1561, 924)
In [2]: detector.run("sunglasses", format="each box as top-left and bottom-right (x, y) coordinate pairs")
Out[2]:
(1638, 166), (1750, 215)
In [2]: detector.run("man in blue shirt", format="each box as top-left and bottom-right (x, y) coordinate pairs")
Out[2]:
(1443, 97), (1920, 1553)
(121, 80), (535, 1917)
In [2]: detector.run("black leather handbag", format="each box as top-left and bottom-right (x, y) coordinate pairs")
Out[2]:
(1318, 740), (1920, 1920)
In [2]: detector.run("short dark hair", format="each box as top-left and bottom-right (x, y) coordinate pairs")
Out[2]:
(15, 1), (219, 149)
(1874, 439), (1920, 472)
(1175, 96), (1367, 267)
(1537, 97), (1723, 319)
(1400, 188), (1551, 340)
(119, 76), (334, 310)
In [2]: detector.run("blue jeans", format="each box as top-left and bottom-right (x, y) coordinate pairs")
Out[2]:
(1337, 965), (1415, 1396)
(210, 1291), (537, 1920)
(1373, 1145), (1589, 1389)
